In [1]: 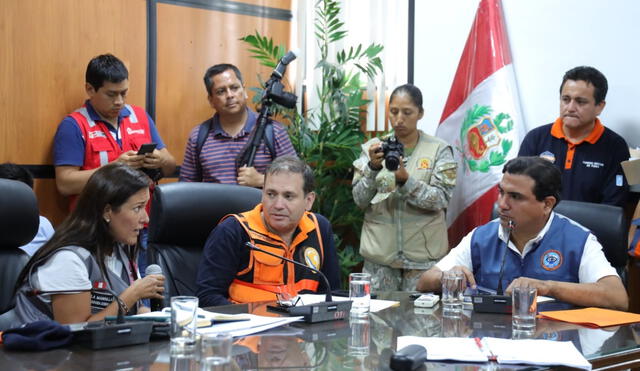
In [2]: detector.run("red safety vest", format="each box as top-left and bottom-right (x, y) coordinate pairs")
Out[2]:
(67, 104), (153, 209)
(226, 204), (325, 303)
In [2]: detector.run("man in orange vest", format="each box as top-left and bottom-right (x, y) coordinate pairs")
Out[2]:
(196, 156), (340, 306)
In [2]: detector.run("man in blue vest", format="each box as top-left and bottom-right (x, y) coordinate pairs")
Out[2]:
(417, 156), (628, 310)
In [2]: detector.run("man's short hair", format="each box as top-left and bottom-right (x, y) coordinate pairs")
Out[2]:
(265, 156), (314, 194)
(503, 156), (562, 207)
(86, 54), (129, 91)
(560, 66), (608, 105)
(0, 163), (34, 189)
(203, 64), (244, 96)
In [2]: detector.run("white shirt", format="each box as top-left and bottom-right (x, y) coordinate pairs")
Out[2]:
(19, 216), (54, 256)
(34, 246), (129, 304)
(435, 212), (618, 284)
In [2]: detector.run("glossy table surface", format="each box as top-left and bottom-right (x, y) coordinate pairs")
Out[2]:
(1, 292), (639, 370)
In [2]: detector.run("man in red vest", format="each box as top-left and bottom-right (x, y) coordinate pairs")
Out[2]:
(54, 54), (176, 203)
(53, 54), (176, 274)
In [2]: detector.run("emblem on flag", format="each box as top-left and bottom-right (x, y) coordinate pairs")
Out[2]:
(460, 105), (514, 173)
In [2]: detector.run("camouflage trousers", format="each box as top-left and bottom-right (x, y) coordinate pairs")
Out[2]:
(363, 260), (433, 292)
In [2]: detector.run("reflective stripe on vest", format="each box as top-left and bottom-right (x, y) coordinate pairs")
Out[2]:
(75, 107), (108, 166)
(125, 104), (138, 123)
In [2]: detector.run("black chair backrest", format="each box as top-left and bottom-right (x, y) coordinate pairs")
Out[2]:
(147, 182), (262, 303)
(0, 179), (39, 314)
(554, 200), (628, 269)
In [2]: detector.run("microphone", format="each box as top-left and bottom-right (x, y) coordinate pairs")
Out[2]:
(471, 219), (515, 314)
(272, 50), (297, 79)
(244, 242), (352, 323)
(145, 264), (166, 311)
(496, 219), (515, 295)
(27, 287), (154, 349)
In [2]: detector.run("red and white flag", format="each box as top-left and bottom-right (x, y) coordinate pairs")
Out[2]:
(436, 0), (525, 247)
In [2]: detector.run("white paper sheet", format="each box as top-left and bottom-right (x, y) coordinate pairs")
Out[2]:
(397, 336), (592, 370)
(297, 294), (399, 313)
(133, 308), (302, 338)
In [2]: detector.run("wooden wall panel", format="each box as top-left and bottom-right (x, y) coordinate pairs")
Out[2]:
(237, 0), (291, 8)
(1, 0), (292, 225)
(0, 0), (147, 225)
(155, 2), (291, 165)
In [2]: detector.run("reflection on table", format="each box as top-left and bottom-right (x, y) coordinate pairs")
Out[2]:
(1, 292), (639, 370)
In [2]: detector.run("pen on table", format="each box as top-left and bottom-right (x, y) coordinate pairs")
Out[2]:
(475, 337), (497, 361)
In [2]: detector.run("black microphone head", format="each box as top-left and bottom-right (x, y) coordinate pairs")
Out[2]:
(281, 50), (298, 65)
(508, 219), (516, 230)
(145, 264), (163, 276)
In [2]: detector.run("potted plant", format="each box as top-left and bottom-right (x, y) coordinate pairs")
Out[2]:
(240, 0), (383, 284)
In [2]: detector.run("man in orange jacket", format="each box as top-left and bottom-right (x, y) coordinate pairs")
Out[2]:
(196, 156), (340, 306)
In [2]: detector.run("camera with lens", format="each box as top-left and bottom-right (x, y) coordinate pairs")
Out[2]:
(380, 136), (405, 171)
(265, 80), (298, 109)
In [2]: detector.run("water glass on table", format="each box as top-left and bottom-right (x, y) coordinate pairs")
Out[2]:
(512, 286), (537, 331)
(171, 296), (199, 351)
(349, 272), (371, 316)
(441, 270), (464, 316)
(200, 333), (232, 371)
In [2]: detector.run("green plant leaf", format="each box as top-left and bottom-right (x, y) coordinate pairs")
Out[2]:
(241, 0), (384, 285)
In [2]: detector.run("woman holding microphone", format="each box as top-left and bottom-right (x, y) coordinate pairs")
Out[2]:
(13, 163), (164, 325)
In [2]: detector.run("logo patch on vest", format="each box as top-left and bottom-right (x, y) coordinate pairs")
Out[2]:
(418, 158), (431, 170)
(539, 151), (556, 163)
(126, 127), (145, 135)
(303, 247), (320, 270)
(541, 249), (562, 271)
(90, 290), (114, 310)
(88, 131), (107, 139)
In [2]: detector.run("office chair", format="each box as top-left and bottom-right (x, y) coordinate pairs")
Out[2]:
(554, 200), (628, 270)
(147, 182), (262, 307)
(0, 179), (39, 330)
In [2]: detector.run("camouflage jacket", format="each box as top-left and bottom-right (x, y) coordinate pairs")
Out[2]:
(352, 131), (457, 267)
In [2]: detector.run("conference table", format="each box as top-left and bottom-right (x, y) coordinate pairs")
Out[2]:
(1, 292), (640, 370)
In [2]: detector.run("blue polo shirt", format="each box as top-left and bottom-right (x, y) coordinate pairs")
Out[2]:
(179, 108), (296, 183)
(518, 118), (629, 208)
(54, 100), (165, 167)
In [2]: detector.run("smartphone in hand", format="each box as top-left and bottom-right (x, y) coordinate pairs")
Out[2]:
(137, 143), (157, 155)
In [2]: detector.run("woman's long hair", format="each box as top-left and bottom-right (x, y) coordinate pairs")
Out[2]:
(14, 163), (151, 292)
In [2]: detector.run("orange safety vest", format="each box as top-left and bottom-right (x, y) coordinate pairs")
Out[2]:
(226, 204), (325, 303)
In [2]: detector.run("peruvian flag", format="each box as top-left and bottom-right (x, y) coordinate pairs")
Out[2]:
(436, 0), (525, 248)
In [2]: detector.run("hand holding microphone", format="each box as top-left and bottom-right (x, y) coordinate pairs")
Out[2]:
(144, 264), (167, 311)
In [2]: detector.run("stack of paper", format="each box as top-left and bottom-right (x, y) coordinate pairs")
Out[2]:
(197, 310), (302, 337)
(133, 308), (302, 337)
(397, 336), (592, 370)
